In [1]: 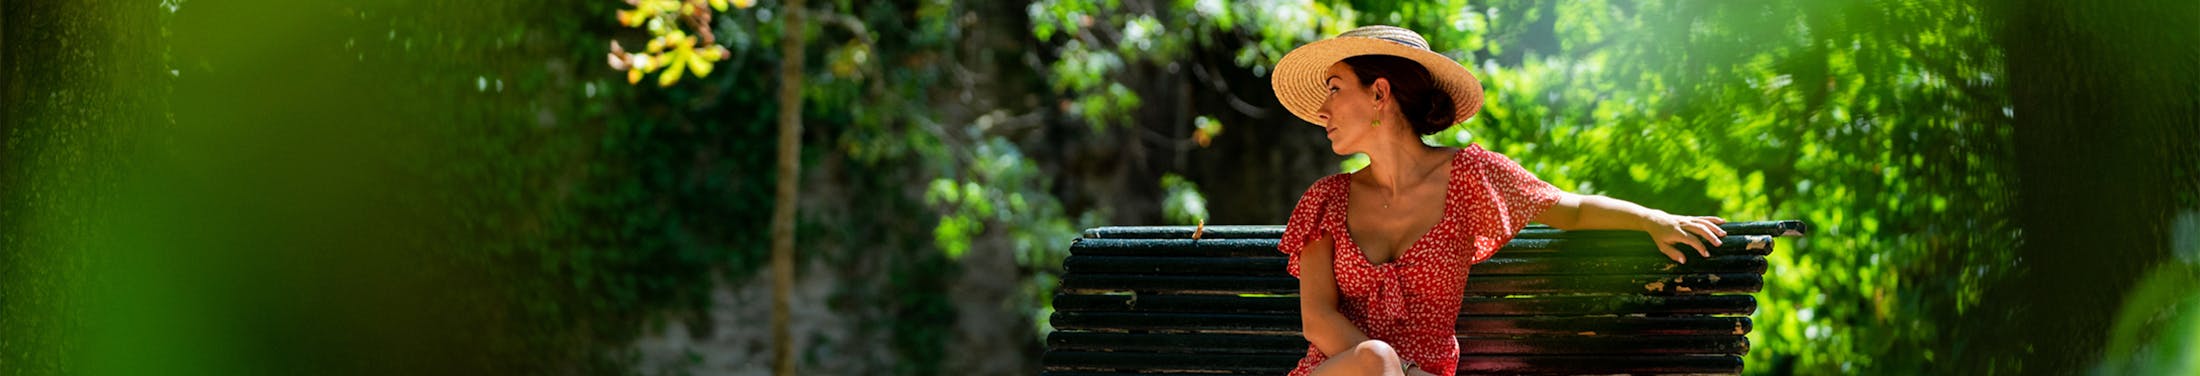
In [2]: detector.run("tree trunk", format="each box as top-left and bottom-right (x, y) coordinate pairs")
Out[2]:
(772, 0), (806, 375)
(1992, 0), (2200, 372)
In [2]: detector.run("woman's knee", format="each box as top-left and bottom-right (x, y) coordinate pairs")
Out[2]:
(1351, 340), (1397, 358)
(1348, 340), (1402, 369)
(1313, 340), (1403, 375)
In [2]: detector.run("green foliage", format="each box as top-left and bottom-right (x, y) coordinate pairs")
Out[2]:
(1192, 115), (1224, 147)
(1030, 0), (1353, 131)
(1, 2), (173, 374)
(1160, 173), (1209, 225)
(607, 0), (737, 86)
(2096, 265), (2200, 375)
(1341, 153), (1372, 173)
(7, 0), (1031, 374)
(752, 1), (1081, 374)
(2094, 211), (2200, 375)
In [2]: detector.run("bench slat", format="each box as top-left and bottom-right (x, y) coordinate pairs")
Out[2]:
(1065, 255), (1767, 276)
(1051, 294), (1757, 316)
(1052, 312), (1751, 336)
(1069, 234), (1777, 258)
(1041, 352), (1743, 374)
(1047, 332), (1748, 355)
(1060, 273), (1763, 295)
(1514, 220), (1807, 239)
(1081, 220), (1807, 239)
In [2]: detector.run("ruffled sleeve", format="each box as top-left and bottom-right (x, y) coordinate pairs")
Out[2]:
(1278, 174), (1344, 278)
(1477, 146), (1563, 239)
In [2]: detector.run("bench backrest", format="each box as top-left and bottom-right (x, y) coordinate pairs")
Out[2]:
(1044, 220), (1806, 375)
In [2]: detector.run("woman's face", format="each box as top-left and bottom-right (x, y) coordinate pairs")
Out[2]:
(1314, 61), (1388, 156)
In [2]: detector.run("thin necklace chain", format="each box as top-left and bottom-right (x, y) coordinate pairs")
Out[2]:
(1380, 152), (1448, 209)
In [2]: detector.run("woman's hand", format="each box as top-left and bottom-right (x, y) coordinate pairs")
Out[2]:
(1643, 213), (1727, 264)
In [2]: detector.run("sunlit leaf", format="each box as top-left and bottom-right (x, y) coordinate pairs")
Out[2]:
(687, 48), (712, 77)
(656, 54), (686, 87)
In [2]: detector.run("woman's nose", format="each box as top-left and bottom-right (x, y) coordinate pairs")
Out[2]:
(1314, 102), (1331, 125)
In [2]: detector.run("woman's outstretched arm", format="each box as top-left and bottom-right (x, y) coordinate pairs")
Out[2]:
(1297, 235), (1371, 356)
(1535, 192), (1728, 263)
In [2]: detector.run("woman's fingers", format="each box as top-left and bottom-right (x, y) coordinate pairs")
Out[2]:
(1659, 223), (1707, 263)
(1686, 222), (1724, 249)
(1655, 242), (1687, 264)
(1653, 214), (1727, 264)
(1676, 234), (1709, 259)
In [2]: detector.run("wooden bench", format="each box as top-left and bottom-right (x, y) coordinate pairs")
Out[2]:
(1043, 220), (1807, 375)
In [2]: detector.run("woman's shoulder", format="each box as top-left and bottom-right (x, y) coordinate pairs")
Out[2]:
(1306, 173), (1352, 193)
(1287, 173), (1352, 217)
(1456, 143), (1490, 160)
(1288, 173), (1351, 203)
(1456, 143), (1522, 169)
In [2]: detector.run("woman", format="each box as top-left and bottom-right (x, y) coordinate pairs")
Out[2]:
(1269, 26), (1731, 376)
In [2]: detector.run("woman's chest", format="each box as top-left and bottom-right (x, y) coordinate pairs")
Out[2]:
(1343, 182), (1450, 264)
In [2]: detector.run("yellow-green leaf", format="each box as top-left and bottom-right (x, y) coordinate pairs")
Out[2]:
(657, 56), (687, 87)
(687, 48), (713, 77)
(671, 31), (694, 49)
(710, 0), (728, 12)
(617, 10), (644, 27)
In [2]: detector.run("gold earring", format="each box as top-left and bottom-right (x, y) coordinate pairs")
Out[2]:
(1371, 104), (1383, 127)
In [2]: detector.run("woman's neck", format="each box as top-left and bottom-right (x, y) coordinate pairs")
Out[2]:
(1358, 123), (1451, 193)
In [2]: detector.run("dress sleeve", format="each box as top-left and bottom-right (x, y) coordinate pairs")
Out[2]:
(1278, 175), (1339, 278)
(1480, 147), (1563, 240)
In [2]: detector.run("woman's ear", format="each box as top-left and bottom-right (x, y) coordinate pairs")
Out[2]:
(1370, 77), (1391, 103)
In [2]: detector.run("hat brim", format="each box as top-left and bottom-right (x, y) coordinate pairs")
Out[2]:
(1272, 37), (1484, 127)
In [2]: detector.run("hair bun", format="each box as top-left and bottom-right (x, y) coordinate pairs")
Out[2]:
(1422, 89), (1457, 133)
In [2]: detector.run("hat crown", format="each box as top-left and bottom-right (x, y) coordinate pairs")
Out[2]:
(1337, 25), (1431, 51)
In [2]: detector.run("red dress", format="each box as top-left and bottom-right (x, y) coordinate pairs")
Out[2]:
(1278, 145), (1561, 376)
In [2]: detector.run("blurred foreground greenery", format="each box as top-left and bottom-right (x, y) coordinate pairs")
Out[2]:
(3, 0), (2196, 375)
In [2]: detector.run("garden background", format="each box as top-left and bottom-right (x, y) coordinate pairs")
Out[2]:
(4, 0), (2197, 375)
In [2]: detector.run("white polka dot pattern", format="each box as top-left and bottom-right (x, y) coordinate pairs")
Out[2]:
(1277, 144), (1561, 376)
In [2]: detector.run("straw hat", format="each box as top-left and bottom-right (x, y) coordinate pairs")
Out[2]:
(1272, 25), (1483, 127)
